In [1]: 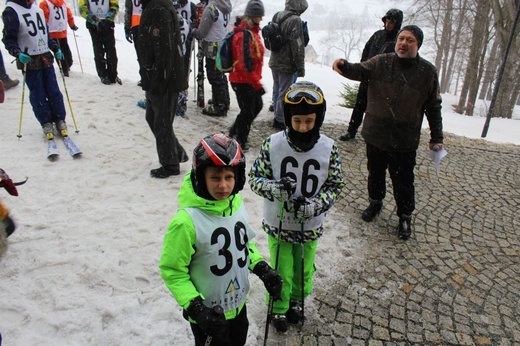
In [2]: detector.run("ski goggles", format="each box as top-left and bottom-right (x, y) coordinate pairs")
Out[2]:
(284, 88), (324, 106)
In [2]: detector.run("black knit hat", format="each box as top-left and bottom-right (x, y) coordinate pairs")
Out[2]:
(399, 25), (424, 48)
(245, 0), (265, 17)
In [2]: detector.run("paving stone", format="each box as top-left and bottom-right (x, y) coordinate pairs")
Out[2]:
(247, 122), (520, 345)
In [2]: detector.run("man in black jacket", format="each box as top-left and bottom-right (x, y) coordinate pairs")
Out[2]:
(138, 0), (189, 178)
(333, 25), (443, 240)
(339, 8), (403, 141)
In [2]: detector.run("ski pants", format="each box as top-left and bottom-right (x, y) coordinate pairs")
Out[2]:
(347, 81), (368, 134)
(190, 304), (248, 346)
(56, 37), (73, 74)
(267, 235), (318, 314)
(229, 83), (263, 148)
(130, 26), (141, 67)
(145, 86), (186, 169)
(366, 142), (416, 217)
(205, 57), (229, 109)
(25, 67), (66, 126)
(271, 69), (296, 124)
(87, 22), (118, 81)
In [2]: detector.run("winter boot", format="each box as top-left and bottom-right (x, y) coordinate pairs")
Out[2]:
(56, 120), (68, 137)
(150, 166), (180, 179)
(398, 214), (412, 240)
(361, 199), (382, 222)
(42, 123), (54, 140)
(286, 300), (304, 324)
(1, 76), (20, 90)
(272, 314), (288, 333)
(339, 131), (356, 141)
(202, 103), (227, 117)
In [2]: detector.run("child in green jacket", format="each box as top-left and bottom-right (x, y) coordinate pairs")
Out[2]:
(159, 133), (282, 345)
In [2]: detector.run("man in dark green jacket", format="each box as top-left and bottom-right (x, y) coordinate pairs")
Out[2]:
(333, 25), (444, 240)
(138, 0), (188, 178)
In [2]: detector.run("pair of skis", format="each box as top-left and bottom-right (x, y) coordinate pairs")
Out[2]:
(47, 135), (82, 161)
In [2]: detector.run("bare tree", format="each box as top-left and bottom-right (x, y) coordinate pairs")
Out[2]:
(489, 0), (520, 118)
(319, 15), (366, 62)
(455, 0), (490, 115)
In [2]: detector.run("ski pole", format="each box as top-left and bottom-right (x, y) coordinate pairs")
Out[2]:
(72, 31), (83, 73)
(57, 59), (80, 133)
(264, 202), (284, 346)
(17, 63), (27, 138)
(300, 220), (305, 345)
(203, 305), (224, 346)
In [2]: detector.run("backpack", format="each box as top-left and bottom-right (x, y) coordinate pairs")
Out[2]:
(262, 12), (294, 52)
(216, 29), (253, 73)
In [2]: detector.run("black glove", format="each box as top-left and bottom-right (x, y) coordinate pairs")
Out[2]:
(293, 196), (322, 221)
(261, 177), (297, 202)
(253, 261), (283, 301)
(187, 297), (229, 339)
(97, 20), (112, 32)
(70, 25), (78, 31)
(125, 29), (133, 43)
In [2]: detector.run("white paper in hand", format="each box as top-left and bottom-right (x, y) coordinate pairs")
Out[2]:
(429, 147), (447, 173)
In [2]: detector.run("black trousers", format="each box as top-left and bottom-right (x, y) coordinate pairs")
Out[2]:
(206, 57), (230, 108)
(56, 37), (73, 73)
(229, 83), (263, 148)
(86, 22), (118, 81)
(347, 81), (368, 134)
(145, 86), (186, 169)
(130, 26), (141, 67)
(366, 142), (416, 217)
(190, 305), (249, 346)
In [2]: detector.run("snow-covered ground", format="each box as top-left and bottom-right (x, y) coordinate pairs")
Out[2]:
(1, 10), (519, 346)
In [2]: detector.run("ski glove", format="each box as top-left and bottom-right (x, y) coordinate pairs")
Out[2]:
(261, 177), (297, 202)
(105, 10), (115, 21)
(253, 261), (283, 301)
(86, 12), (99, 25)
(54, 49), (63, 61)
(125, 29), (133, 43)
(70, 25), (79, 31)
(17, 53), (30, 64)
(0, 169), (18, 196)
(187, 297), (229, 339)
(293, 196), (322, 221)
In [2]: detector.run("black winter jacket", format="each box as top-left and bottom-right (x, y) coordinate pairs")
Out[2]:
(338, 54), (443, 152)
(361, 29), (398, 62)
(138, 0), (187, 94)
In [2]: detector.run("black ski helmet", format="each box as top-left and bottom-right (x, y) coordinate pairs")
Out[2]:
(283, 81), (326, 130)
(382, 9), (403, 31)
(191, 133), (246, 199)
(283, 81), (327, 151)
